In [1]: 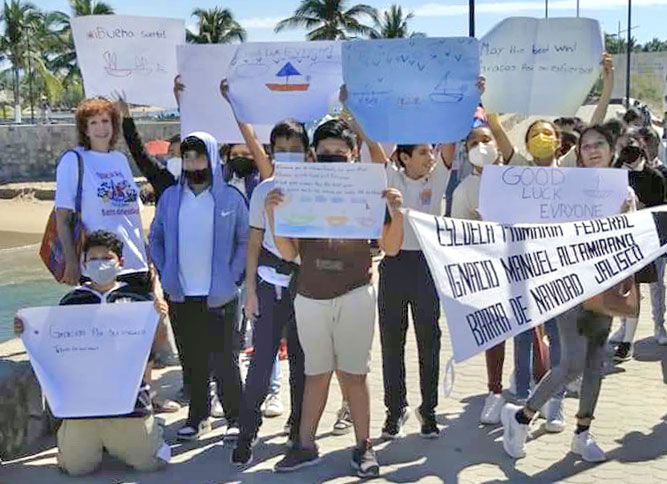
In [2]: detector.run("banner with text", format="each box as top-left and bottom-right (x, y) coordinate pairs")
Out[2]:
(479, 166), (629, 224)
(18, 302), (158, 418)
(72, 15), (184, 108)
(343, 37), (480, 143)
(409, 208), (667, 362)
(274, 162), (387, 239)
(177, 44), (272, 143)
(227, 41), (342, 124)
(480, 17), (603, 116)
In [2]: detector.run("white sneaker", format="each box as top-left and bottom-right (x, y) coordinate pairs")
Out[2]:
(262, 393), (285, 418)
(571, 431), (607, 463)
(543, 398), (565, 434)
(480, 392), (504, 425)
(500, 404), (529, 459)
(655, 325), (667, 346)
(177, 419), (212, 441)
(210, 394), (225, 419)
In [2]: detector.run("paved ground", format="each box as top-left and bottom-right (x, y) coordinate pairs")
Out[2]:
(2, 284), (667, 484)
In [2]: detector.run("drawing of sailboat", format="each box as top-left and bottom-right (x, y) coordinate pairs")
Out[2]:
(266, 62), (310, 92)
(429, 72), (465, 103)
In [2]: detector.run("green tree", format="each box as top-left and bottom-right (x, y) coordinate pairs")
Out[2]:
(641, 38), (667, 52)
(369, 5), (423, 39)
(187, 7), (246, 44)
(275, 0), (377, 40)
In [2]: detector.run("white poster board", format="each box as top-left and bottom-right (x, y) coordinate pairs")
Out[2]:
(480, 17), (603, 116)
(18, 302), (158, 418)
(227, 41), (342, 124)
(409, 208), (667, 362)
(71, 15), (184, 108)
(274, 162), (387, 239)
(479, 166), (629, 224)
(176, 44), (272, 144)
(343, 37), (481, 143)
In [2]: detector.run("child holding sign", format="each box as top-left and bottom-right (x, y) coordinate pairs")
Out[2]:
(15, 231), (170, 476)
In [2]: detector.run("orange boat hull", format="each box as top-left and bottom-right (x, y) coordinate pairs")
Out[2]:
(266, 83), (310, 92)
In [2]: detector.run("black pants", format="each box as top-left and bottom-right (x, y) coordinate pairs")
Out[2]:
(238, 279), (305, 442)
(169, 297), (242, 425)
(379, 251), (441, 420)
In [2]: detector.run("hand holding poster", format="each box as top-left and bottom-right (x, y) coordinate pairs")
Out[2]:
(479, 166), (629, 224)
(227, 41), (342, 124)
(343, 38), (481, 143)
(18, 302), (158, 418)
(177, 44), (272, 143)
(480, 17), (603, 116)
(72, 15), (184, 108)
(408, 208), (667, 362)
(274, 162), (387, 239)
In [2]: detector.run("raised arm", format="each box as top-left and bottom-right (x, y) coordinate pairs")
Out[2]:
(340, 84), (389, 164)
(379, 189), (404, 256)
(590, 52), (614, 126)
(220, 79), (274, 180)
(488, 113), (514, 163)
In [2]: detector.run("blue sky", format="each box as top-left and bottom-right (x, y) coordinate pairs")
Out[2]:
(33, 0), (667, 43)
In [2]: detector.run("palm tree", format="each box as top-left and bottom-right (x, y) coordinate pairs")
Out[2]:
(187, 7), (246, 44)
(369, 5), (424, 39)
(0, 0), (40, 122)
(641, 38), (667, 52)
(275, 0), (377, 41)
(70, 0), (113, 15)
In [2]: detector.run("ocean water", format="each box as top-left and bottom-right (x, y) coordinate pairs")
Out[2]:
(0, 244), (69, 343)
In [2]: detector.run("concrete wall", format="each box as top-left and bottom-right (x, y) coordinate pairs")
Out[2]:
(0, 122), (180, 182)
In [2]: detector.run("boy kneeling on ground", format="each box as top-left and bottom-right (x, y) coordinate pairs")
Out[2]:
(14, 230), (171, 476)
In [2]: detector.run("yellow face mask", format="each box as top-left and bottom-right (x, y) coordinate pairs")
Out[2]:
(527, 133), (559, 160)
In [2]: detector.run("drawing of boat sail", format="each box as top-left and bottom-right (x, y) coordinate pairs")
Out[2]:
(429, 72), (465, 103)
(266, 62), (310, 92)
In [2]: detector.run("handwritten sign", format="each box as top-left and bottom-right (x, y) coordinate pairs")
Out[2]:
(480, 17), (603, 116)
(18, 302), (158, 418)
(343, 37), (480, 143)
(227, 41), (342, 124)
(72, 15), (184, 108)
(479, 166), (629, 224)
(274, 162), (387, 239)
(409, 208), (667, 362)
(177, 44), (272, 143)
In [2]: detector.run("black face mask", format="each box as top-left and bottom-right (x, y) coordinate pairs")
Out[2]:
(228, 156), (255, 177)
(184, 168), (211, 185)
(317, 153), (349, 163)
(618, 145), (643, 166)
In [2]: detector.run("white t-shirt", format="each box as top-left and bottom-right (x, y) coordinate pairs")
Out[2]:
(178, 185), (214, 296)
(229, 175), (247, 199)
(55, 149), (148, 275)
(249, 178), (292, 287)
(386, 161), (451, 251)
(451, 173), (481, 221)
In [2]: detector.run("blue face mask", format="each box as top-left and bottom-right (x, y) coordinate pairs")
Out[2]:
(85, 259), (120, 286)
(273, 152), (306, 163)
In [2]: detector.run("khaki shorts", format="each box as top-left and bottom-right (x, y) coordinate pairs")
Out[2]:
(295, 284), (376, 376)
(57, 415), (168, 476)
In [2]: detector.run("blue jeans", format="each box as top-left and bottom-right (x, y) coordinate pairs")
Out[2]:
(514, 319), (563, 399)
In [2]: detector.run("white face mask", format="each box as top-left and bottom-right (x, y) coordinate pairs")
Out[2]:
(468, 143), (498, 167)
(85, 259), (120, 286)
(166, 157), (182, 178)
(273, 152), (305, 163)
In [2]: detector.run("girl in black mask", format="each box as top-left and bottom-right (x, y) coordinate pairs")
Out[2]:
(222, 143), (261, 201)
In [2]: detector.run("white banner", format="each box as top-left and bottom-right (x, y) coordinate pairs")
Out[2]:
(479, 166), (629, 224)
(409, 208), (667, 362)
(72, 15), (184, 108)
(18, 302), (158, 418)
(480, 17), (603, 116)
(227, 41), (342, 124)
(274, 162), (387, 239)
(176, 44), (272, 143)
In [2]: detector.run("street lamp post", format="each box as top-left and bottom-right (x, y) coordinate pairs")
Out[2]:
(469, 0), (475, 37)
(545, 0), (549, 18)
(625, 0), (632, 108)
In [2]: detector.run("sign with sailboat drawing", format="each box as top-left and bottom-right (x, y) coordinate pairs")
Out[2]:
(227, 41), (343, 124)
(342, 37), (481, 143)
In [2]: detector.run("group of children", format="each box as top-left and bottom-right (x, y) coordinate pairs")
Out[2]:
(12, 51), (667, 478)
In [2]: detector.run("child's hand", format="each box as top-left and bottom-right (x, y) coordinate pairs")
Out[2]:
(265, 188), (285, 214)
(383, 188), (404, 218)
(154, 297), (169, 321)
(14, 316), (24, 336)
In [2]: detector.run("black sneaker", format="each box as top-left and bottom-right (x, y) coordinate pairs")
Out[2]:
(274, 445), (320, 472)
(614, 342), (633, 362)
(351, 439), (380, 478)
(231, 437), (254, 466)
(381, 406), (411, 439)
(415, 408), (440, 439)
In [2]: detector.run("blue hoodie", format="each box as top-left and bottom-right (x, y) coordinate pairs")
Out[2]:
(149, 132), (248, 308)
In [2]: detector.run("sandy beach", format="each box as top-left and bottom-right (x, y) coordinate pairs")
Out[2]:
(0, 199), (155, 250)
